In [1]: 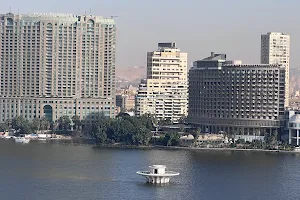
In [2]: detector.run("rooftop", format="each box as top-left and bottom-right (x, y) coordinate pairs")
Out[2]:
(290, 114), (300, 124)
(158, 42), (176, 49)
(150, 165), (166, 169)
(222, 64), (284, 68)
(202, 52), (226, 61)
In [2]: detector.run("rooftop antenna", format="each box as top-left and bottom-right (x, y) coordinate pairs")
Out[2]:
(9, 6), (11, 13)
(89, 8), (91, 15)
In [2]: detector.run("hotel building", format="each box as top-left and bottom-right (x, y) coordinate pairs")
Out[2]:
(187, 52), (286, 138)
(0, 12), (116, 122)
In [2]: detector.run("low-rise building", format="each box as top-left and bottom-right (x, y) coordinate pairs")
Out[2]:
(288, 114), (300, 146)
(286, 110), (300, 145)
(0, 97), (114, 123)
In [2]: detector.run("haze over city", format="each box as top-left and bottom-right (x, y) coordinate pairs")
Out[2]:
(1, 0), (299, 68)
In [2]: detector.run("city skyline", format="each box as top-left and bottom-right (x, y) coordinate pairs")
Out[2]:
(0, 0), (299, 69)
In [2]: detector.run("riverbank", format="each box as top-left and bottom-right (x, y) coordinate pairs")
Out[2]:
(3, 136), (298, 154)
(93, 143), (299, 154)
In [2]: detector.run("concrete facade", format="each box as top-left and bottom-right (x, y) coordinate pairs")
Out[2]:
(187, 52), (286, 137)
(261, 32), (290, 107)
(135, 43), (188, 123)
(0, 12), (116, 122)
(288, 114), (300, 146)
(116, 95), (135, 111)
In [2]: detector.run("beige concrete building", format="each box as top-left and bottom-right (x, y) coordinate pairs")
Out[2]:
(116, 95), (135, 112)
(135, 43), (188, 123)
(0, 12), (116, 122)
(261, 32), (290, 107)
(188, 52), (286, 139)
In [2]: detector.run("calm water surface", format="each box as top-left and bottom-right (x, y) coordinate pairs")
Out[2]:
(0, 139), (300, 200)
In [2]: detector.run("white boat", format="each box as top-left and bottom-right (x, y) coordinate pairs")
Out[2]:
(137, 165), (179, 184)
(15, 137), (30, 144)
(25, 134), (38, 140)
(4, 136), (15, 139)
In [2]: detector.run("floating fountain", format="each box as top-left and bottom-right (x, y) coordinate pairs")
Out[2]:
(136, 165), (179, 184)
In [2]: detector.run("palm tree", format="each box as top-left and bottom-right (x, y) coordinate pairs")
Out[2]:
(72, 115), (82, 131)
(253, 129), (260, 149)
(232, 129), (238, 143)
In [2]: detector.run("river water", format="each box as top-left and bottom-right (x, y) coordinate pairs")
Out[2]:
(0, 139), (299, 200)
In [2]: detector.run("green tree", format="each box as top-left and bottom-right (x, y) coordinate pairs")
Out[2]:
(251, 139), (262, 149)
(109, 118), (133, 143)
(158, 118), (172, 126)
(191, 128), (201, 146)
(51, 121), (59, 132)
(58, 116), (72, 130)
(40, 117), (50, 130)
(139, 114), (156, 130)
(146, 113), (158, 128)
(12, 116), (25, 130)
(231, 129), (238, 143)
(116, 112), (130, 118)
(91, 122), (107, 143)
(236, 139), (246, 144)
(0, 123), (8, 131)
(132, 126), (152, 145)
(72, 115), (82, 130)
(163, 132), (180, 146)
(253, 129), (260, 149)
(11, 116), (33, 135)
(31, 117), (41, 132)
(87, 114), (167, 146)
(264, 130), (278, 149)
(178, 115), (187, 124)
(21, 123), (33, 135)
(91, 116), (110, 143)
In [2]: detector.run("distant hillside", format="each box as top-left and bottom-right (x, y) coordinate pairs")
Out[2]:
(290, 68), (300, 94)
(116, 66), (146, 82)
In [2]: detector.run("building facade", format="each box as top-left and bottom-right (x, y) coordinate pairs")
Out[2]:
(261, 32), (290, 107)
(116, 95), (135, 112)
(288, 114), (300, 146)
(0, 12), (116, 122)
(135, 43), (188, 123)
(187, 52), (286, 137)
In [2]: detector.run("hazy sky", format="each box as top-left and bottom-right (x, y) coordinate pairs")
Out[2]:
(1, 0), (299, 69)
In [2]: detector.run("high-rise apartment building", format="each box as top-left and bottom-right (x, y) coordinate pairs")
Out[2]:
(261, 32), (290, 107)
(135, 43), (188, 123)
(0, 12), (116, 122)
(187, 52), (286, 138)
